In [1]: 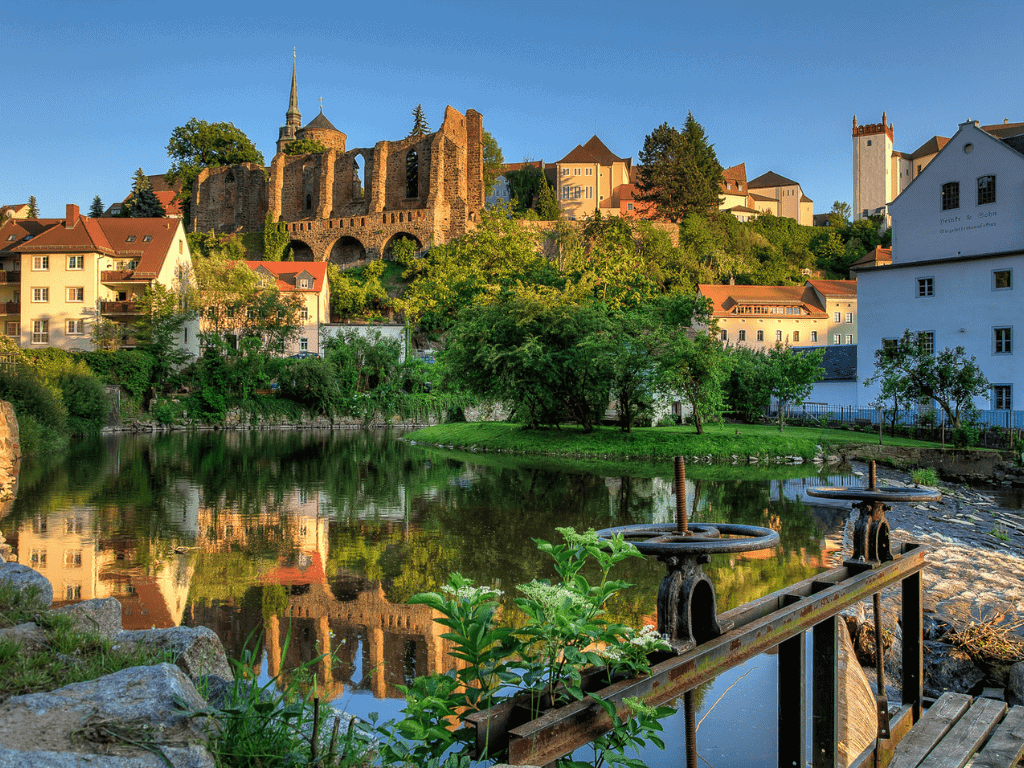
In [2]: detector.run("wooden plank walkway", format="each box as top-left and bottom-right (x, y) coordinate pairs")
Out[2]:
(884, 692), (1024, 768)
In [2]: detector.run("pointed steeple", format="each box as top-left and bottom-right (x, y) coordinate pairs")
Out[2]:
(286, 49), (301, 127)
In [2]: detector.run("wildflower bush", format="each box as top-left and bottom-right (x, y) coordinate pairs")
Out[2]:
(374, 527), (675, 768)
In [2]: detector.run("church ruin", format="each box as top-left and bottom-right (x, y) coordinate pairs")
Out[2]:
(191, 60), (484, 264)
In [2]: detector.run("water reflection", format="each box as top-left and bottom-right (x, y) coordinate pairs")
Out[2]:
(2, 429), (857, 766)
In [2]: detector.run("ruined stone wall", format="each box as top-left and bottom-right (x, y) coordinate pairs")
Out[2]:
(192, 164), (268, 233)
(0, 401), (20, 522)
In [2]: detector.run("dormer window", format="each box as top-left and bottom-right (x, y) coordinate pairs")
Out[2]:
(5, 234), (15, 241)
(126, 235), (136, 243)
(142, 235), (153, 242)
(298, 278), (311, 289)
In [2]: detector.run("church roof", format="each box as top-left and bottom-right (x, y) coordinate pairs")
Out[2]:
(748, 171), (799, 188)
(304, 112), (340, 132)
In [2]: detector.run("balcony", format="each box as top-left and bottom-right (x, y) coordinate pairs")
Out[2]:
(0, 271), (21, 284)
(100, 301), (138, 316)
(101, 270), (135, 282)
(0, 302), (19, 315)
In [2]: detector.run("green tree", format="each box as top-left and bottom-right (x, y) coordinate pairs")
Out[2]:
(764, 344), (825, 431)
(282, 138), (326, 156)
(132, 274), (199, 391)
(409, 104), (430, 137)
(27, 196), (39, 218)
(828, 201), (851, 228)
(481, 129), (504, 197)
(635, 113), (724, 222)
(864, 331), (990, 430)
(262, 212), (290, 261)
(534, 178), (561, 220)
(121, 168), (166, 218)
(165, 118), (265, 222)
(89, 196), (105, 218)
(504, 162), (546, 212)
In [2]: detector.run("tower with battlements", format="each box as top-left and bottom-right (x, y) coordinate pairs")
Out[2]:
(851, 113), (894, 221)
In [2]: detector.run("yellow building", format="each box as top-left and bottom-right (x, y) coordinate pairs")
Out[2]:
(698, 283), (830, 349)
(0, 204), (197, 353)
(716, 164), (814, 225)
(554, 136), (633, 220)
(805, 279), (857, 345)
(244, 261), (331, 357)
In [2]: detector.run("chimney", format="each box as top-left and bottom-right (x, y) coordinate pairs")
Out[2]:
(65, 203), (79, 229)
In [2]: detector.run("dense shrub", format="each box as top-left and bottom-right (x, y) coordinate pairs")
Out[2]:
(80, 350), (156, 400)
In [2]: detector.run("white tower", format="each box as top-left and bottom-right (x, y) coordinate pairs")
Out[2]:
(852, 113), (894, 221)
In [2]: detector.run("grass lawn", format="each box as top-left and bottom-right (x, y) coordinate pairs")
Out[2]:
(406, 421), (949, 462)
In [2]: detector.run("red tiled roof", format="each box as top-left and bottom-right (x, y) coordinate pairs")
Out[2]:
(722, 163), (747, 182)
(909, 136), (949, 160)
(0, 218), (61, 253)
(806, 279), (857, 298)
(698, 284), (827, 317)
(800, 194), (813, 203)
(245, 261), (329, 293)
(557, 135), (625, 166)
(850, 247), (892, 269)
(748, 171), (800, 189)
(749, 193), (776, 202)
(981, 122), (1024, 140)
(501, 161), (544, 174)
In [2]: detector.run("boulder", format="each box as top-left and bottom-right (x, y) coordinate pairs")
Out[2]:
(56, 598), (123, 641)
(115, 627), (232, 682)
(0, 663), (213, 767)
(0, 562), (52, 606)
(923, 641), (985, 697)
(1007, 661), (1024, 706)
(0, 622), (48, 652)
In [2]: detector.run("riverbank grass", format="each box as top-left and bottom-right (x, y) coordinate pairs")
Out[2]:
(406, 422), (948, 461)
(0, 581), (174, 701)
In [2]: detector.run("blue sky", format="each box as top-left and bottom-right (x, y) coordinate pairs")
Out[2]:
(2, 0), (1021, 220)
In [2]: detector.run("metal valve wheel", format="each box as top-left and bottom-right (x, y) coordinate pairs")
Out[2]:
(595, 522), (780, 556)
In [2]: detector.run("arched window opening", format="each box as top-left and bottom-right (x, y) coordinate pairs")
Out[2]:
(406, 149), (418, 198)
(352, 156), (365, 199)
(305, 193), (312, 210)
(224, 170), (235, 184)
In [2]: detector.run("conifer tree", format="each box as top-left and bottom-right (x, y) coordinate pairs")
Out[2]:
(90, 196), (105, 218)
(27, 196), (39, 218)
(121, 168), (166, 218)
(409, 104), (430, 137)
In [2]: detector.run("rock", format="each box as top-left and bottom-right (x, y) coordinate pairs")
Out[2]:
(0, 664), (213, 766)
(1008, 661), (1024, 706)
(923, 641), (985, 697)
(0, 562), (53, 606)
(56, 598), (123, 641)
(0, 622), (48, 652)
(115, 627), (232, 682)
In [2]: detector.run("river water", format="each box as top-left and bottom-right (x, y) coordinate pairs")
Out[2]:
(3, 428), (861, 767)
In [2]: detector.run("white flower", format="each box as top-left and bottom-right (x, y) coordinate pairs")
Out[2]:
(517, 581), (591, 614)
(441, 584), (503, 601)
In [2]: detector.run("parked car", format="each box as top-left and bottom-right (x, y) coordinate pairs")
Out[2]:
(289, 352), (321, 359)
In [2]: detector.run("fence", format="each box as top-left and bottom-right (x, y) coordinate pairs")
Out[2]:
(768, 402), (1023, 449)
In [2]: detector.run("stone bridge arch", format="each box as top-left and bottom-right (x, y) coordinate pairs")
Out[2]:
(382, 232), (424, 260)
(329, 235), (368, 266)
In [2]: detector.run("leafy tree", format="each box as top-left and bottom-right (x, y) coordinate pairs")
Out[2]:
(27, 196), (39, 218)
(481, 129), (504, 197)
(409, 104), (430, 137)
(121, 168), (166, 218)
(828, 201), (851, 228)
(282, 138), (326, 156)
(864, 330), (990, 430)
(328, 259), (393, 320)
(89, 196), (105, 218)
(635, 113), (724, 222)
(505, 162), (547, 213)
(724, 344), (824, 430)
(262, 212), (290, 261)
(165, 118), (265, 222)
(132, 275), (199, 391)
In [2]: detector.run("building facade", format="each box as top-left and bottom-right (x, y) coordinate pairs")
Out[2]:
(553, 136), (632, 220)
(698, 284), (831, 349)
(0, 204), (197, 354)
(806, 279), (858, 345)
(856, 120), (1024, 413)
(191, 61), (484, 265)
(852, 113), (1022, 221)
(244, 261), (330, 357)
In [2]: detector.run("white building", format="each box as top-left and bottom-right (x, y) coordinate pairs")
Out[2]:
(856, 120), (1024, 416)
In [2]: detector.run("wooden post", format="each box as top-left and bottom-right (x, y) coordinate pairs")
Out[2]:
(778, 627), (806, 768)
(902, 571), (924, 722)
(812, 616), (839, 768)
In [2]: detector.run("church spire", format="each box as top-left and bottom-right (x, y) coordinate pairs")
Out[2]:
(286, 48), (301, 127)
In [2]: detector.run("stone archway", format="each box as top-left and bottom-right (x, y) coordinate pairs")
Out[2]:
(287, 239), (315, 261)
(382, 232), (423, 261)
(329, 236), (368, 266)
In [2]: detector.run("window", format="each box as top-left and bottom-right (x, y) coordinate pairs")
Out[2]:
(833, 312), (841, 323)
(756, 330), (764, 341)
(811, 331), (818, 342)
(586, 168), (592, 176)
(5, 322), (19, 337)
(125, 235), (136, 243)
(300, 337), (309, 352)
(32, 287), (48, 302)
(406, 149), (418, 198)
(627, 203), (633, 211)
(300, 307), (309, 320)
(561, 168), (569, 176)
(738, 329), (746, 341)
(561, 186), (569, 200)
(574, 186), (581, 199)
(993, 269), (1012, 290)
(793, 331), (800, 342)
(993, 385), (1012, 410)
(297, 278), (311, 288)
(845, 312), (853, 323)
(5, 234), (15, 242)
(832, 335), (840, 344)
(977, 176), (996, 205)
(941, 182), (959, 210)
(142, 234), (152, 242)
(866, 140), (872, 146)
(67, 287), (84, 302)
(994, 327), (1012, 354)
(917, 277), (933, 297)
(845, 335), (853, 344)
(918, 331), (934, 355)
(66, 584), (81, 601)
(67, 255), (83, 270)
(32, 255), (49, 271)
(64, 551), (82, 567)
(67, 319), (84, 335)
(775, 330), (782, 342)
(32, 319), (48, 344)
(574, 168), (580, 175)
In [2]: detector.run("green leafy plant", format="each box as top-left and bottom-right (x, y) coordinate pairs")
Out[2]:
(911, 467), (940, 487)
